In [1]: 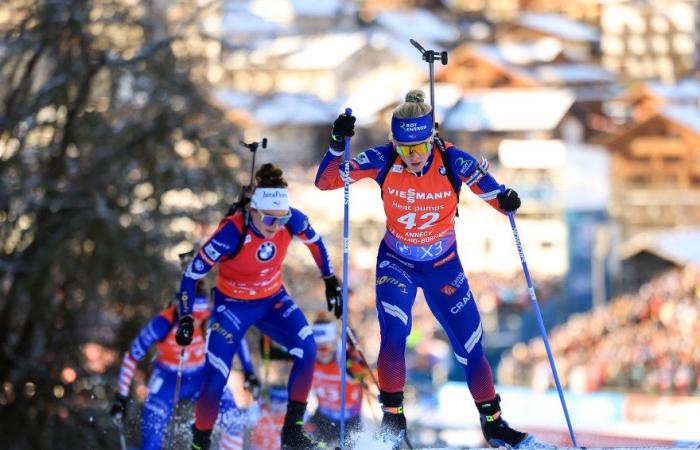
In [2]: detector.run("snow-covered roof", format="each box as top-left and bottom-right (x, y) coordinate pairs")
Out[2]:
(247, 35), (305, 62)
(290, 0), (350, 17)
(515, 13), (600, 42)
(473, 39), (563, 66)
(220, 4), (282, 36)
(375, 8), (459, 44)
(498, 140), (610, 210)
(620, 228), (700, 268)
(282, 32), (367, 69)
(442, 89), (575, 132)
(646, 79), (700, 102)
(418, 82), (463, 124)
(211, 88), (257, 110)
(530, 64), (617, 85)
(210, 90), (337, 127)
(344, 77), (412, 125)
(381, 32), (438, 71)
(662, 105), (700, 133)
(252, 93), (337, 126)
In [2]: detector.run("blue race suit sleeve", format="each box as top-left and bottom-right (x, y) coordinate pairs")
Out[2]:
(315, 143), (394, 190)
(178, 220), (242, 316)
(287, 207), (334, 277)
(446, 146), (510, 214)
(117, 311), (173, 396)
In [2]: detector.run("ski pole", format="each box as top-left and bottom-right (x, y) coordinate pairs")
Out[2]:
(338, 107), (352, 449)
(116, 419), (127, 450)
(501, 185), (577, 447)
(345, 326), (380, 390)
(165, 347), (187, 450)
(262, 334), (271, 403)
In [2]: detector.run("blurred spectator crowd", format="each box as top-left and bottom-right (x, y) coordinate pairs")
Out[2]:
(498, 266), (700, 395)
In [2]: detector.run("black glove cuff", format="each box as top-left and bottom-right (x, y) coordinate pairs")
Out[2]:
(329, 136), (344, 152)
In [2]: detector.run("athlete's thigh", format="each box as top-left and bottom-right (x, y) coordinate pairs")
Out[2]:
(179, 367), (205, 401)
(256, 292), (311, 352)
(421, 257), (482, 352)
(141, 367), (176, 445)
(207, 292), (271, 372)
(375, 249), (419, 333)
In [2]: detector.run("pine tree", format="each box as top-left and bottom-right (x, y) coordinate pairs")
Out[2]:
(0, 0), (242, 447)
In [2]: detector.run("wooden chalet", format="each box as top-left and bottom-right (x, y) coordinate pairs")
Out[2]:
(605, 107), (700, 236)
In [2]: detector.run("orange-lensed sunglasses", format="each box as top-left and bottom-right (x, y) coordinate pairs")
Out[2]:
(394, 141), (432, 157)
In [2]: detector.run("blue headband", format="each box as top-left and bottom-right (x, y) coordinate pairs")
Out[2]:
(391, 112), (433, 143)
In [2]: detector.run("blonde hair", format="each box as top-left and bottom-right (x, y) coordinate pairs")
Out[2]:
(392, 89), (432, 119)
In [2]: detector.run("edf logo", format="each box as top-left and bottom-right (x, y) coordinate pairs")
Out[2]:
(257, 242), (276, 262)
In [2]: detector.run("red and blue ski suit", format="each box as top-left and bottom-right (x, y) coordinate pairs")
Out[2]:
(315, 141), (509, 403)
(178, 208), (334, 432)
(116, 298), (251, 450)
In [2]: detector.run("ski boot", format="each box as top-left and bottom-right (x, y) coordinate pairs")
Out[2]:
(476, 394), (555, 449)
(378, 391), (407, 450)
(281, 400), (325, 449)
(191, 425), (212, 450)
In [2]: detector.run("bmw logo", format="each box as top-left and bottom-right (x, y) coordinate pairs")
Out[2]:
(439, 166), (446, 175)
(256, 242), (276, 261)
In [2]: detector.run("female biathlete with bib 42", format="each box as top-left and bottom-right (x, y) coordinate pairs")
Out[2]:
(315, 90), (552, 449)
(175, 163), (343, 450)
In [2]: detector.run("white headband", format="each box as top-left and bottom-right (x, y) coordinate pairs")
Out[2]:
(312, 322), (337, 344)
(251, 188), (289, 211)
(193, 296), (209, 315)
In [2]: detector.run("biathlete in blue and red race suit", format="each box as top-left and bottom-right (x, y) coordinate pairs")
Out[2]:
(307, 316), (367, 446)
(110, 280), (255, 450)
(175, 163), (343, 450)
(315, 90), (554, 449)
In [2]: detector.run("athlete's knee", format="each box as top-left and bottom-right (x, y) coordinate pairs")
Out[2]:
(378, 300), (410, 333)
(378, 312), (409, 346)
(287, 323), (316, 362)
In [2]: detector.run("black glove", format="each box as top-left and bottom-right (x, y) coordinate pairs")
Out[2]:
(332, 113), (356, 139)
(497, 188), (521, 212)
(110, 393), (128, 424)
(323, 275), (343, 319)
(175, 315), (194, 346)
(243, 372), (262, 400)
